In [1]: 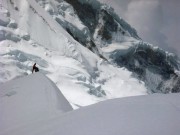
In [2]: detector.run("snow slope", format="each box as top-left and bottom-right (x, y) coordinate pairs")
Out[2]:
(0, 73), (72, 133)
(0, 0), (148, 108)
(0, 74), (179, 135)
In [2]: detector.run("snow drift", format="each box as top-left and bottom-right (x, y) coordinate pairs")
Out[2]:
(0, 73), (72, 133)
(0, 74), (180, 135)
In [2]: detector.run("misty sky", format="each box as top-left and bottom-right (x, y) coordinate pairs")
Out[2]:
(99, 0), (180, 57)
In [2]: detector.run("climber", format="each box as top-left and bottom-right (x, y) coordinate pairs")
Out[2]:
(32, 63), (39, 73)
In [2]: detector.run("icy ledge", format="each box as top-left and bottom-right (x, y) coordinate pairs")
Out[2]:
(0, 73), (180, 135)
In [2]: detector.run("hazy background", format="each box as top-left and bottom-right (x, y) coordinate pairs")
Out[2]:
(99, 0), (180, 57)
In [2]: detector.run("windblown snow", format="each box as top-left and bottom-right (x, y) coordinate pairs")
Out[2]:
(0, 73), (180, 135)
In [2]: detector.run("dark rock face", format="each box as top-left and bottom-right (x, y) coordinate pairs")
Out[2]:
(64, 0), (98, 34)
(110, 42), (180, 93)
(113, 46), (175, 77)
(60, 0), (101, 56)
(97, 9), (119, 42)
(172, 76), (180, 93)
(64, 0), (139, 42)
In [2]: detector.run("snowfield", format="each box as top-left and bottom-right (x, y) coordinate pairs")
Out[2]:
(0, 73), (180, 135)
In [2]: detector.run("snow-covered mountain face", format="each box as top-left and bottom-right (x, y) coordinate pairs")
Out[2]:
(34, 0), (180, 93)
(0, 0), (179, 107)
(35, 0), (139, 53)
(0, 0), (148, 108)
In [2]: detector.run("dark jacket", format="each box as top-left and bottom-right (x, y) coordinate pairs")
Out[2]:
(32, 63), (39, 73)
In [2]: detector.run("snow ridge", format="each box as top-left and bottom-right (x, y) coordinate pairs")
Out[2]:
(1, 75), (180, 135)
(0, 73), (72, 133)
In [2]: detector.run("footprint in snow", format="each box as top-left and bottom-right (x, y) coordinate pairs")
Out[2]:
(5, 91), (17, 97)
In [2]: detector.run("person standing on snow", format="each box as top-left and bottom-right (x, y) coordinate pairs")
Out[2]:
(32, 63), (39, 73)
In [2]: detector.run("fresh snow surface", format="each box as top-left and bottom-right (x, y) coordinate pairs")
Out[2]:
(0, 0), (148, 108)
(0, 75), (180, 135)
(0, 73), (72, 133)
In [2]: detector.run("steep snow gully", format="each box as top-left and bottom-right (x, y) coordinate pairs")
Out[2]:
(0, 73), (180, 135)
